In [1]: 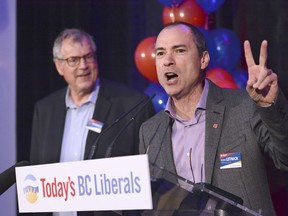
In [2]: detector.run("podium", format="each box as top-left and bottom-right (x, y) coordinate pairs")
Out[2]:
(15, 156), (262, 215)
(140, 163), (262, 216)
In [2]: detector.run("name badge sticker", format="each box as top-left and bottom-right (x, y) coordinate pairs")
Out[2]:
(220, 152), (242, 169)
(86, 119), (104, 133)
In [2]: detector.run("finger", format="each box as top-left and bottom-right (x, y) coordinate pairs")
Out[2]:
(252, 68), (269, 88)
(259, 40), (268, 67)
(244, 40), (256, 68)
(257, 70), (277, 90)
(246, 84), (259, 101)
(247, 76), (257, 88)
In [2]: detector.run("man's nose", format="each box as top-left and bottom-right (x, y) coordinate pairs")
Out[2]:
(78, 57), (88, 68)
(163, 53), (175, 66)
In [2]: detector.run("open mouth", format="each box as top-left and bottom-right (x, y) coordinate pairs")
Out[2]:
(165, 72), (178, 81)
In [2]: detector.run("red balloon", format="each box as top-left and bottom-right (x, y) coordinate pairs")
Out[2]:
(134, 36), (158, 83)
(206, 68), (238, 88)
(215, 80), (239, 89)
(206, 67), (235, 83)
(162, 0), (206, 27)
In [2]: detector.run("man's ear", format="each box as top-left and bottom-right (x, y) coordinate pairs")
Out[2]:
(54, 59), (64, 76)
(200, 51), (210, 70)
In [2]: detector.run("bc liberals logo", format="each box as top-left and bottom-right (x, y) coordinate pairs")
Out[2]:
(23, 174), (39, 204)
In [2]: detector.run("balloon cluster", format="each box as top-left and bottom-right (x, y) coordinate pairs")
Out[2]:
(134, 0), (248, 111)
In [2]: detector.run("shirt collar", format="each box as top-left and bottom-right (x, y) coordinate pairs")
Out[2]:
(65, 78), (100, 109)
(165, 79), (210, 119)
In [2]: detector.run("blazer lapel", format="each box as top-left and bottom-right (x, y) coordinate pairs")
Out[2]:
(148, 112), (177, 178)
(46, 89), (67, 163)
(159, 117), (175, 173)
(205, 81), (225, 183)
(84, 87), (112, 159)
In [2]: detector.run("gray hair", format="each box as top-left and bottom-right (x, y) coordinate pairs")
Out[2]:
(53, 28), (97, 59)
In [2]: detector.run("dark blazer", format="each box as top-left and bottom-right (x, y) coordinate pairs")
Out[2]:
(28, 79), (155, 216)
(139, 80), (288, 216)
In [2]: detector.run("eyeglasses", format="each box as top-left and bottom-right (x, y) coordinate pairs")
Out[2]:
(56, 52), (95, 67)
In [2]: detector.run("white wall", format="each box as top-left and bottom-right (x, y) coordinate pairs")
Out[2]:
(0, 0), (17, 215)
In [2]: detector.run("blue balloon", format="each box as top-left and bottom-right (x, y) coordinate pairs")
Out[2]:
(145, 83), (168, 112)
(230, 68), (248, 89)
(157, 0), (185, 7)
(198, 28), (218, 69)
(196, 0), (225, 13)
(209, 28), (242, 71)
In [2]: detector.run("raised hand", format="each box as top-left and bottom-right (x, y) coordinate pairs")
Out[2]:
(244, 40), (278, 107)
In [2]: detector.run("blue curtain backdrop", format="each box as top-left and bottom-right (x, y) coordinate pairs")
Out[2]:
(17, 1), (288, 215)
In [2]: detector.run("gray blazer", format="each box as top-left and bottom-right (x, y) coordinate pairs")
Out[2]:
(139, 80), (288, 216)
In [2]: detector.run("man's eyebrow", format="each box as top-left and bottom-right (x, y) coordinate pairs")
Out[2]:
(155, 47), (165, 52)
(172, 44), (187, 49)
(155, 44), (187, 52)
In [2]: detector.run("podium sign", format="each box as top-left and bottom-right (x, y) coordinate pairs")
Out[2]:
(16, 155), (152, 213)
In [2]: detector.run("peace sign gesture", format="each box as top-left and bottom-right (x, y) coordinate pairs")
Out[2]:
(244, 40), (278, 107)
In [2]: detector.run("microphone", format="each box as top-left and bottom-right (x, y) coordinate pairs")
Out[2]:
(0, 160), (30, 195)
(104, 94), (155, 158)
(88, 94), (155, 160)
(145, 117), (173, 154)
